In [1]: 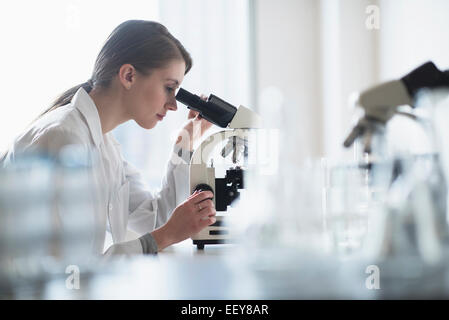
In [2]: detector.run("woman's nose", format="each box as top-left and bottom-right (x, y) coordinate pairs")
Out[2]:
(166, 96), (178, 111)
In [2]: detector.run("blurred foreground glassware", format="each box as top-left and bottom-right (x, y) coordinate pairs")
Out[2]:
(0, 145), (100, 298)
(237, 156), (329, 256)
(0, 153), (54, 296)
(362, 89), (449, 267)
(323, 158), (393, 257)
(426, 89), (449, 252)
(365, 156), (447, 263)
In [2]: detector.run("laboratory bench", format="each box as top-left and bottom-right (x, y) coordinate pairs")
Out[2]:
(4, 238), (449, 300)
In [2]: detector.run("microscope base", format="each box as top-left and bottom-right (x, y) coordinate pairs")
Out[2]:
(193, 239), (230, 250)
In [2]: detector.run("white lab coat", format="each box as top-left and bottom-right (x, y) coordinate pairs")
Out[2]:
(2, 87), (191, 257)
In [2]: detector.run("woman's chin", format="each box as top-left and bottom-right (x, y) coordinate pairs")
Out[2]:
(135, 119), (157, 130)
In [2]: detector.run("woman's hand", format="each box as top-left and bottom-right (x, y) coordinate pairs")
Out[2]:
(175, 94), (213, 151)
(150, 190), (216, 250)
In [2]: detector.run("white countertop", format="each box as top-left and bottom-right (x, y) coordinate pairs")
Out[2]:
(7, 239), (449, 299)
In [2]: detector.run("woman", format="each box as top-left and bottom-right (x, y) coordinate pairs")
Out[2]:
(2, 20), (216, 256)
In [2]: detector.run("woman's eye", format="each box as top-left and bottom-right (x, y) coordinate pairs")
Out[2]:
(166, 87), (175, 93)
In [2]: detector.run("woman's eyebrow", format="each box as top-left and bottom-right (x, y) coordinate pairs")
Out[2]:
(165, 78), (179, 85)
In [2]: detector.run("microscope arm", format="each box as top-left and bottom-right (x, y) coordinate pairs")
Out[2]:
(189, 129), (250, 207)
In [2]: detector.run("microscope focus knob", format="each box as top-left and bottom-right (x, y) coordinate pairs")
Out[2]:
(193, 184), (214, 199)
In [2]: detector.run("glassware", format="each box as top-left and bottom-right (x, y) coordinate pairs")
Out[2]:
(0, 145), (100, 298)
(0, 153), (54, 296)
(323, 157), (393, 258)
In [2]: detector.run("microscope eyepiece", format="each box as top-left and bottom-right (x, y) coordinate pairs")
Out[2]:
(176, 88), (237, 128)
(176, 88), (204, 110)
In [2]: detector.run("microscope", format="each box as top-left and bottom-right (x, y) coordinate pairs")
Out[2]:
(176, 88), (262, 249)
(343, 61), (449, 154)
(343, 61), (449, 264)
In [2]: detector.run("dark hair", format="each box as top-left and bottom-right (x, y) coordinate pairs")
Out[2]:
(40, 20), (192, 117)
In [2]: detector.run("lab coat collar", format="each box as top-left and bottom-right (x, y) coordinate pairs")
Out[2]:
(72, 87), (104, 147)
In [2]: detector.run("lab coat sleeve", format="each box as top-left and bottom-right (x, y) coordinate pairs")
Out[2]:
(4, 125), (89, 161)
(102, 238), (143, 256)
(125, 144), (193, 235)
(102, 232), (159, 259)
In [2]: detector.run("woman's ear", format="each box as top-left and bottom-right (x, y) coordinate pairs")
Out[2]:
(118, 64), (136, 90)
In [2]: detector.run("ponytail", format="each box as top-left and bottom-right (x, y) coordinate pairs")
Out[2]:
(37, 80), (94, 120)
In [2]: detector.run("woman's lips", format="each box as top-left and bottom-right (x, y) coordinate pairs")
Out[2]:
(156, 114), (165, 121)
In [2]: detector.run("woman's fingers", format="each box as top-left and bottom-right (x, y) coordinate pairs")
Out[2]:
(187, 109), (199, 119)
(197, 199), (214, 212)
(190, 191), (214, 205)
(199, 215), (217, 229)
(199, 206), (216, 220)
(187, 189), (199, 199)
